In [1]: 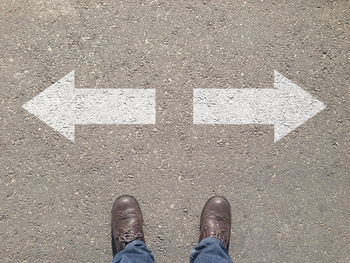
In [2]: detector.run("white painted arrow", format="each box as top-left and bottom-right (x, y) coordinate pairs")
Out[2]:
(22, 71), (156, 142)
(193, 71), (326, 142)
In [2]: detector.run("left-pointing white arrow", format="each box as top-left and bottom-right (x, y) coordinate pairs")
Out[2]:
(22, 71), (156, 142)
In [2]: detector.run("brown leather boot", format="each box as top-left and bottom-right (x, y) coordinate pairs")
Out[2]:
(199, 196), (231, 250)
(111, 195), (145, 256)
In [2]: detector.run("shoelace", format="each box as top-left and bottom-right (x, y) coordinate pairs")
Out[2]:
(208, 229), (225, 243)
(118, 229), (143, 243)
(206, 221), (227, 244)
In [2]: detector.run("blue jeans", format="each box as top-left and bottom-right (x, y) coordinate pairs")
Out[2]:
(112, 237), (233, 263)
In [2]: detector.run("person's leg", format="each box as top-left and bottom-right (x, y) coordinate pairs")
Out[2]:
(190, 237), (233, 263)
(111, 195), (155, 263)
(112, 240), (154, 263)
(190, 196), (233, 263)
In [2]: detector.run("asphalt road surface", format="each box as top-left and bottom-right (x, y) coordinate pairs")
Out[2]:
(1, 1), (349, 262)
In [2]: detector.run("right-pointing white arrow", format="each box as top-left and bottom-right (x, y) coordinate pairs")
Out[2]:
(193, 70), (327, 142)
(22, 71), (156, 142)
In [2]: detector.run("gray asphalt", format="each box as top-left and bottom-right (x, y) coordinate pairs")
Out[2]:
(1, 0), (349, 262)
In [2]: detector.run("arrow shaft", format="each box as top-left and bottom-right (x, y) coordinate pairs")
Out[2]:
(193, 88), (277, 125)
(74, 88), (156, 124)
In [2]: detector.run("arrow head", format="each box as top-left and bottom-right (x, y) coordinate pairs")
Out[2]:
(22, 71), (76, 142)
(273, 70), (326, 142)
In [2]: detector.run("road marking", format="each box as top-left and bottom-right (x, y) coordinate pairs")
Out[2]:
(193, 71), (326, 142)
(22, 71), (156, 142)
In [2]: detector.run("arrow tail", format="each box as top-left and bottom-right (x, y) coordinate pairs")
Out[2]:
(74, 89), (156, 124)
(193, 88), (275, 125)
